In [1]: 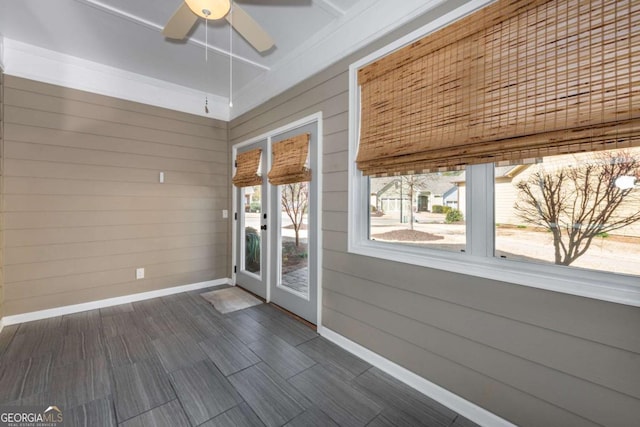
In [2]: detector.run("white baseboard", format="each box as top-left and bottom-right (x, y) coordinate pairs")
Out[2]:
(2, 285), (509, 427)
(320, 327), (515, 427)
(2, 278), (232, 326)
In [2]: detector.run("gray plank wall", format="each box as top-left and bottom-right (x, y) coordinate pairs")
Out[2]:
(2, 76), (229, 316)
(230, 4), (640, 427)
(0, 69), (4, 319)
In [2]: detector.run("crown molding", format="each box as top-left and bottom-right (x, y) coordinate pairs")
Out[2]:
(3, 38), (229, 120)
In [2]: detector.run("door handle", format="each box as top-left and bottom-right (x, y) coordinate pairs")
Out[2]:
(260, 225), (267, 230)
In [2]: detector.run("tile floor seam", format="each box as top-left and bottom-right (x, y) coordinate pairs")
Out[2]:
(0, 286), (476, 427)
(116, 397), (181, 425)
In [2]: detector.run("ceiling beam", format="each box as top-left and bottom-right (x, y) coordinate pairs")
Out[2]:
(313, 0), (347, 17)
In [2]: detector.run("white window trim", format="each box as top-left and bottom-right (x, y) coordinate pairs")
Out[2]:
(347, 0), (640, 307)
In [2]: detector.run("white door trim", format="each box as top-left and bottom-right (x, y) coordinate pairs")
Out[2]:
(231, 112), (323, 328)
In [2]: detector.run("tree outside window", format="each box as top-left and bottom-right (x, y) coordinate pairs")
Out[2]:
(513, 150), (640, 267)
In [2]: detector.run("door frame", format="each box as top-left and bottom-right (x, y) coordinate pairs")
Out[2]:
(231, 112), (323, 330)
(234, 139), (269, 299)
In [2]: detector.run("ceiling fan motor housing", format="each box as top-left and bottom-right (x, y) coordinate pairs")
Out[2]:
(163, 0), (275, 53)
(185, 0), (230, 19)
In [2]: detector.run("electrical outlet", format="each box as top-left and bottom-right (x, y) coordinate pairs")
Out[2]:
(222, 209), (229, 219)
(136, 268), (145, 280)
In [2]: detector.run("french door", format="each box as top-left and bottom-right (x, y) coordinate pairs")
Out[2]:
(268, 122), (318, 324)
(235, 139), (268, 299)
(233, 116), (320, 324)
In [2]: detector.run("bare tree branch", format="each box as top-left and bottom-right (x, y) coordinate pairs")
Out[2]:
(515, 151), (640, 266)
(281, 183), (309, 247)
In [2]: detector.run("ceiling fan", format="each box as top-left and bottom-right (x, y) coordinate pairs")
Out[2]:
(163, 0), (275, 53)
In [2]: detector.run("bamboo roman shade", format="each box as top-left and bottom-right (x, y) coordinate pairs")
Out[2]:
(356, 0), (640, 176)
(232, 148), (263, 187)
(268, 133), (312, 185)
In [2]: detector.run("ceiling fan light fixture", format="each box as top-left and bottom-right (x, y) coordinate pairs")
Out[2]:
(185, 0), (230, 19)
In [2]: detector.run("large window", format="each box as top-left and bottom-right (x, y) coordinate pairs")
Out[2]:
(365, 150), (640, 273)
(352, 150), (640, 305)
(349, 0), (640, 305)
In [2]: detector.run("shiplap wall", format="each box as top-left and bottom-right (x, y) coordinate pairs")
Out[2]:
(230, 3), (640, 426)
(2, 76), (229, 316)
(0, 70), (4, 319)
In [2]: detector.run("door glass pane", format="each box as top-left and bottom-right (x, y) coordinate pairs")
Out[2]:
(280, 182), (309, 296)
(243, 185), (262, 275)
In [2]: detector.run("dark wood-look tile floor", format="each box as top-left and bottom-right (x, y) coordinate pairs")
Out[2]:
(0, 286), (479, 427)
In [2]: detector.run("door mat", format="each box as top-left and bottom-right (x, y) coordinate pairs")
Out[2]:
(200, 286), (263, 314)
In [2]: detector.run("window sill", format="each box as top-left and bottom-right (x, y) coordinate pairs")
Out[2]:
(348, 239), (640, 307)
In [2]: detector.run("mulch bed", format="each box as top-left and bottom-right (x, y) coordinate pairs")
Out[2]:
(371, 229), (444, 242)
(282, 240), (308, 275)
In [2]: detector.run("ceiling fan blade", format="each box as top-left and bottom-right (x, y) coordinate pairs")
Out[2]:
(163, 2), (198, 40)
(226, 3), (275, 53)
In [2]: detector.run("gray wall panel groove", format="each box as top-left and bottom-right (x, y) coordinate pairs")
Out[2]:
(323, 151), (349, 174)
(6, 256), (226, 302)
(0, 70), (4, 319)
(4, 195), (225, 212)
(323, 131), (348, 155)
(4, 140), (223, 173)
(4, 177), (218, 199)
(2, 76), (229, 316)
(324, 289), (639, 426)
(5, 222), (227, 247)
(323, 307), (600, 427)
(4, 106), (223, 151)
(322, 249), (640, 354)
(5, 159), (217, 186)
(5, 246), (223, 283)
(6, 269), (220, 315)
(4, 77), (219, 127)
(322, 269), (640, 400)
(4, 210), (221, 230)
(230, 71), (348, 139)
(5, 239), (226, 266)
(5, 125), (224, 161)
(3, 87), (224, 140)
(322, 232), (348, 253)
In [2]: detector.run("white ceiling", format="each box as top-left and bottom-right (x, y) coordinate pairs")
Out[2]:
(0, 0), (449, 120)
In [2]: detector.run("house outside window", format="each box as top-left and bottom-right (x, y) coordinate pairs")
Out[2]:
(369, 171), (466, 253)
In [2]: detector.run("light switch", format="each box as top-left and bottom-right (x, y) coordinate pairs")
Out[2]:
(159, 172), (165, 183)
